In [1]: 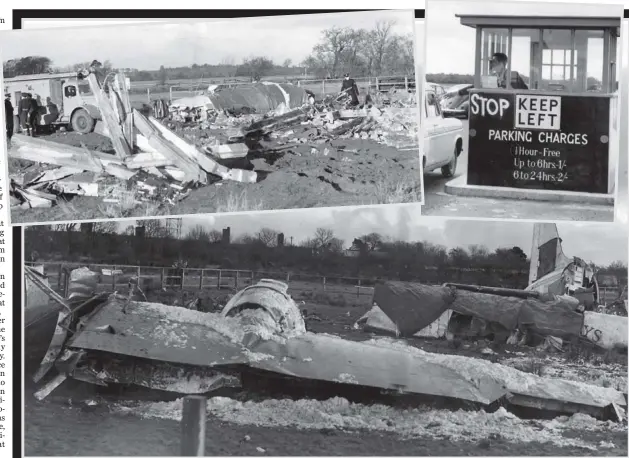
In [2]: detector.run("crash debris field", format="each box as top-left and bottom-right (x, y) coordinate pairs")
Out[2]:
(9, 72), (421, 224)
(24, 267), (628, 456)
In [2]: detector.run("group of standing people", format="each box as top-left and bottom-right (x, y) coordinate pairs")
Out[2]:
(4, 92), (40, 145)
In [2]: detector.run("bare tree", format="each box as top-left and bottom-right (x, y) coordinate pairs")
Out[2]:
(158, 65), (168, 85)
(186, 225), (222, 243)
(52, 223), (77, 232)
(237, 56), (274, 81)
(364, 20), (396, 75)
(312, 228), (335, 248)
(137, 219), (172, 238)
(283, 58), (293, 68)
(256, 228), (279, 247)
(359, 232), (383, 251)
(93, 222), (118, 234)
(311, 27), (355, 78)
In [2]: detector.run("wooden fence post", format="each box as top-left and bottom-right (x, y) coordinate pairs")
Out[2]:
(251, 271), (255, 285)
(357, 279), (361, 298)
(286, 272), (291, 283)
(181, 269), (186, 290)
(376, 77), (380, 92)
(112, 266), (117, 290)
(199, 269), (204, 290)
(137, 266), (141, 279)
(404, 76), (409, 91)
(322, 79), (326, 96)
(170, 86), (173, 102)
(161, 268), (165, 288)
(180, 395), (206, 456)
(58, 264), (64, 290)
(322, 276), (326, 291)
(217, 270), (222, 290)
(235, 271), (239, 289)
(147, 88), (151, 104)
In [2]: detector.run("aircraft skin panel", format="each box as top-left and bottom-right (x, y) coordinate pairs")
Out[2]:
(69, 297), (250, 367)
(249, 334), (624, 409)
(249, 334), (508, 405)
(528, 223), (572, 292)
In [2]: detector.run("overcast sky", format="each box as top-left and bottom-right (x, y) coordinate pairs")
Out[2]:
(122, 207), (626, 266)
(1, 10), (414, 70)
(425, 0), (623, 75)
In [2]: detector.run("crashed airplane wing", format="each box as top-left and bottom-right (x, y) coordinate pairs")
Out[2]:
(248, 333), (507, 405)
(31, 277), (627, 421)
(68, 296), (251, 367)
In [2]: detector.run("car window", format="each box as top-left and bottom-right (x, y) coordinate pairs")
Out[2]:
(64, 86), (77, 97)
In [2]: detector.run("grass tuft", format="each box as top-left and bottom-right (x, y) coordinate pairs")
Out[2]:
(215, 189), (264, 213)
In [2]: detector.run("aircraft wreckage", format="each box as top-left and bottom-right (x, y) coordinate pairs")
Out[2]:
(27, 254), (627, 422)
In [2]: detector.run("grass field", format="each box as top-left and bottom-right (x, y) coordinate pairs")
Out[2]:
(131, 76), (404, 103)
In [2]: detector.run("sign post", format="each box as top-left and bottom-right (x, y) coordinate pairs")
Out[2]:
(467, 90), (610, 194)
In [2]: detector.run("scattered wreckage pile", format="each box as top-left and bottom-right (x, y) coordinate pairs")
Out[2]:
(26, 266), (627, 423)
(10, 75), (417, 211)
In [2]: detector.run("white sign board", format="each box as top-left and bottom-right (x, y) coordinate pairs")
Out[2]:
(515, 94), (561, 130)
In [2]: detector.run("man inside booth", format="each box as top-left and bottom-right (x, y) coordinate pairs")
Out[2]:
(490, 52), (529, 90)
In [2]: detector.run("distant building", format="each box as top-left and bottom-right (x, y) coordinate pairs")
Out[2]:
(344, 247), (361, 257)
(277, 233), (285, 247)
(222, 227), (231, 244)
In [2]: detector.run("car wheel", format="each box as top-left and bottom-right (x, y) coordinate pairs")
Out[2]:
(441, 145), (459, 178)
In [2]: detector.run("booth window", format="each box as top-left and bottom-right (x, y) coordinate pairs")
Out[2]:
(511, 29), (541, 89)
(474, 25), (615, 93)
(574, 30), (605, 93)
(480, 28), (510, 88)
(540, 29), (573, 91)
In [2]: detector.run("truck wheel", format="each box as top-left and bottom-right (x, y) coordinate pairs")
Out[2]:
(71, 109), (95, 134)
(441, 145), (459, 178)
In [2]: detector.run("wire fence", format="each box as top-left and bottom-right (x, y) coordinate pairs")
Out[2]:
(134, 75), (416, 104)
(25, 261), (382, 300)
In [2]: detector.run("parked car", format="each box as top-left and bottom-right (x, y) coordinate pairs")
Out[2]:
(440, 84), (472, 120)
(439, 84), (472, 107)
(422, 88), (464, 177)
(426, 82), (446, 100)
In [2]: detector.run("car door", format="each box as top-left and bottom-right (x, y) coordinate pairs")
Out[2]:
(423, 92), (442, 170)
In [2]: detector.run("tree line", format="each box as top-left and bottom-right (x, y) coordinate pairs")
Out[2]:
(24, 222), (627, 289)
(4, 21), (413, 83)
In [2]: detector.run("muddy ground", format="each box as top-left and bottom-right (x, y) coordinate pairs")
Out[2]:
(10, 114), (421, 224)
(24, 286), (628, 456)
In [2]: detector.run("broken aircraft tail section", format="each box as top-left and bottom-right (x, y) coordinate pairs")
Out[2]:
(527, 223), (572, 287)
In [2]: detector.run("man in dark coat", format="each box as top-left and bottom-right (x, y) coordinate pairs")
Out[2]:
(340, 72), (360, 106)
(491, 52), (528, 90)
(27, 93), (39, 136)
(18, 93), (32, 136)
(4, 94), (14, 145)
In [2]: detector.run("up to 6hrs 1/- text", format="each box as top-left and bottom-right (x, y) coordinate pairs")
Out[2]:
(511, 146), (569, 182)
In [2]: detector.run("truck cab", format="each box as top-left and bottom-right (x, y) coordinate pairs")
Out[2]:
(4, 72), (101, 134)
(57, 77), (101, 133)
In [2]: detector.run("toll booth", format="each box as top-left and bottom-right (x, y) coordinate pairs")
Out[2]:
(455, 15), (620, 198)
